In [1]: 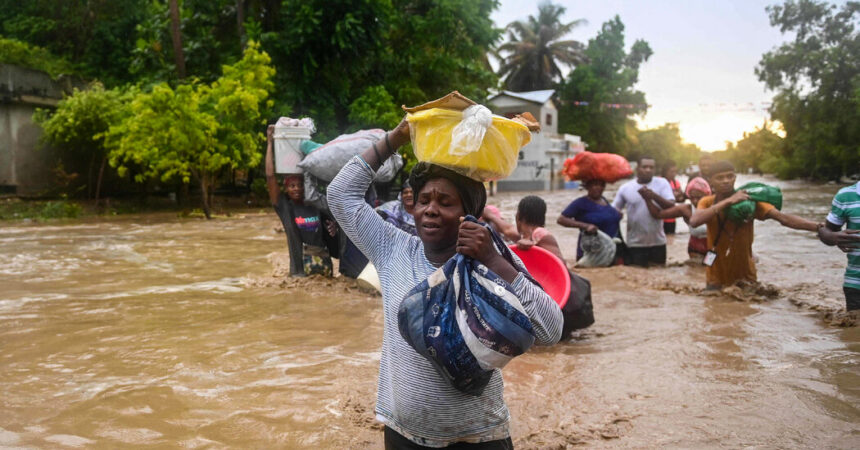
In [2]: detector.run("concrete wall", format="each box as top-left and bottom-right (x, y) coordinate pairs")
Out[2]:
(0, 64), (79, 196)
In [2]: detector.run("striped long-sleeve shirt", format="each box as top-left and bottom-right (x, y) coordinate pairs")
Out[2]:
(328, 156), (563, 447)
(827, 182), (860, 289)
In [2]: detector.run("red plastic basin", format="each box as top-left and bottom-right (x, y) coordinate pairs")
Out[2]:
(509, 245), (571, 308)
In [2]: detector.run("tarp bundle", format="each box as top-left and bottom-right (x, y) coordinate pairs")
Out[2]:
(562, 151), (632, 183)
(576, 230), (617, 268)
(298, 129), (403, 183)
(397, 216), (537, 396)
(726, 182), (783, 223)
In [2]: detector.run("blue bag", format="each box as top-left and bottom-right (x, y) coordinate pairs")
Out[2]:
(397, 216), (538, 396)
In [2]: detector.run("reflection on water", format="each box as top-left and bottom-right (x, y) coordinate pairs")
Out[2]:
(1, 175), (858, 448)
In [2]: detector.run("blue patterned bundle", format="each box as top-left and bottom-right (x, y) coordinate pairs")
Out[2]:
(397, 216), (537, 396)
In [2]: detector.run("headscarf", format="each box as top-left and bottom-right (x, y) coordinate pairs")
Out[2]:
(408, 162), (487, 217)
(685, 177), (712, 198)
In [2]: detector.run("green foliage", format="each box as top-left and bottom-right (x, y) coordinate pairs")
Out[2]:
(0, 36), (74, 77)
(631, 123), (701, 172)
(34, 84), (133, 154)
(497, 1), (587, 91)
(0, 198), (82, 220)
(107, 43), (274, 218)
(721, 122), (785, 175)
(348, 85), (402, 130)
(755, 0), (860, 180)
(557, 16), (652, 156)
(0, 0), (147, 86)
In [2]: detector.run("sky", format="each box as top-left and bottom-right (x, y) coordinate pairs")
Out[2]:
(491, 0), (792, 151)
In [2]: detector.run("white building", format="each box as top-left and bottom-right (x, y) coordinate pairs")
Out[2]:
(487, 90), (585, 191)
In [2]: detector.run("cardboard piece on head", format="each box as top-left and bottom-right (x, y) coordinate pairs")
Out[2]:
(402, 91), (541, 132)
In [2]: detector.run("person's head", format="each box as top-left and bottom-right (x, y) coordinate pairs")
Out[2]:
(637, 156), (656, 183)
(283, 174), (304, 203)
(662, 161), (678, 180)
(583, 179), (606, 200)
(685, 177), (712, 206)
(708, 160), (736, 195)
(408, 163), (486, 252)
(699, 154), (714, 179)
(400, 180), (414, 208)
(515, 195), (546, 233)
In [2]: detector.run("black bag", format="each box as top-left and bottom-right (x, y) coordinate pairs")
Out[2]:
(561, 270), (594, 337)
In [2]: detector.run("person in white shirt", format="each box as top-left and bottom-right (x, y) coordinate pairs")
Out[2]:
(611, 156), (675, 267)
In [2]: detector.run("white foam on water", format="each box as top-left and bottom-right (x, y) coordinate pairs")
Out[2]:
(44, 434), (95, 447)
(84, 278), (243, 300)
(0, 427), (21, 445)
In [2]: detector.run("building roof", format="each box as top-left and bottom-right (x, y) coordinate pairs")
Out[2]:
(489, 89), (555, 105)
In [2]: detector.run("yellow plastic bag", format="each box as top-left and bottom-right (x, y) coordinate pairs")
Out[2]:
(406, 107), (531, 181)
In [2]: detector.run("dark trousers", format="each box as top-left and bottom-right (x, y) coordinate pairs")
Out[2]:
(663, 221), (676, 234)
(845, 286), (860, 311)
(384, 427), (513, 450)
(626, 244), (667, 267)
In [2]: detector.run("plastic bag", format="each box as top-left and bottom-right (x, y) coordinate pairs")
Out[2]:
(397, 216), (537, 396)
(407, 108), (531, 182)
(576, 229), (617, 267)
(563, 151), (632, 183)
(275, 116), (316, 133)
(449, 105), (493, 156)
(726, 182), (782, 223)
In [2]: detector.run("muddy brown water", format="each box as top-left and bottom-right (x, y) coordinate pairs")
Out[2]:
(1, 175), (858, 448)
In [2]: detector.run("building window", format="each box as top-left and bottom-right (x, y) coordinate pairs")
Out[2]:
(545, 113), (552, 126)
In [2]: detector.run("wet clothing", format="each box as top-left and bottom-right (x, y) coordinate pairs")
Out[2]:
(274, 194), (338, 277)
(845, 287), (860, 311)
(688, 205), (708, 257)
(698, 195), (775, 287)
(664, 178), (682, 231)
(561, 196), (622, 259)
(626, 245), (667, 267)
(328, 156), (562, 448)
(384, 427), (513, 450)
(826, 182), (860, 292)
(612, 178), (674, 248)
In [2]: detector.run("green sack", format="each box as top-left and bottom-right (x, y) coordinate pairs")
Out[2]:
(726, 182), (782, 223)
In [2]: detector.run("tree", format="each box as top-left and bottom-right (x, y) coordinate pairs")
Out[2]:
(497, 1), (587, 91)
(631, 123), (701, 172)
(0, 0), (148, 86)
(33, 84), (135, 201)
(557, 16), (652, 155)
(721, 122), (785, 175)
(106, 43), (274, 218)
(756, 0), (860, 180)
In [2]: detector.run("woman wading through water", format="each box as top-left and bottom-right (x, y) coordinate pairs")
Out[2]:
(327, 118), (562, 449)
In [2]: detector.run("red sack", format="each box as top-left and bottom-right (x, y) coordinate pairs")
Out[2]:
(563, 151), (632, 183)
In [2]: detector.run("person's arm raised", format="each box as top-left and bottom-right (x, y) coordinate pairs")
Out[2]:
(265, 125), (280, 206)
(360, 118), (410, 171)
(689, 190), (749, 228)
(764, 209), (819, 232)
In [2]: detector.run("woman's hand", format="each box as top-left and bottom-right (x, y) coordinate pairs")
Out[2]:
(267, 124), (275, 142)
(389, 116), (411, 150)
(583, 224), (598, 234)
(456, 219), (496, 262)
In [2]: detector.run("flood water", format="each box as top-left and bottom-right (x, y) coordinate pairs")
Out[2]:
(1, 175), (858, 448)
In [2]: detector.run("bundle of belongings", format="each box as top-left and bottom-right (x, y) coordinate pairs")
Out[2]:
(726, 182), (783, 223)
(398, 216), (538, 395)
(576, 229), (618, 268)
(562, 151), (633, 183)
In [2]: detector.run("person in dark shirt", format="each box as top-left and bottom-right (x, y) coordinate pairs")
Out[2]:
(265, 125), (339, 277)
(557, 179), (623, 260)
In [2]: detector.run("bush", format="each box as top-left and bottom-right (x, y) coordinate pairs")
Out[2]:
(0, 36), (75, 78)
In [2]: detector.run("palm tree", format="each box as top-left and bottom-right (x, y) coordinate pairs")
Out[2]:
(497, 1), (587, 92)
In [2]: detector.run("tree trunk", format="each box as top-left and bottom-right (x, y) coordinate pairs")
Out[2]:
(168, 0), (186, 79)
(87, 152), (96, 199)
(236, 0), (246, 49)
(200, 174), (212, 220)
(95, 154), (107, 204)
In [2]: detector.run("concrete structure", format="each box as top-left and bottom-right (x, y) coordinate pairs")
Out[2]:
(0, 64), (80, 196)
(488, 90), (585, 192)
